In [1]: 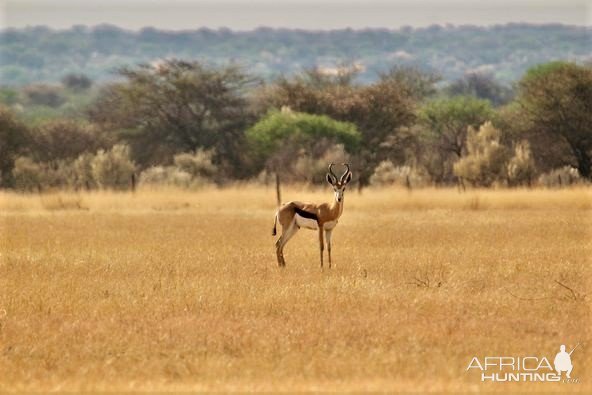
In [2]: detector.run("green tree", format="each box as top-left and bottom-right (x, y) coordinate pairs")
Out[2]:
(254, 66), (424, 186)
(22, 84), (66, 108)
(90, 60), (256, 174)
(379, 65), (440, 101)
(30, 119), (110, 165)
(0, 106), (30, 187)
(417, 96), (494, 183)
(247, 109), (360, 157)
(0, 88), (18, 106)
(517, 62), (592, 179)
(446, 72), (514, 106)
(61, 73), (93, 91)
(246, 109), (360, 182)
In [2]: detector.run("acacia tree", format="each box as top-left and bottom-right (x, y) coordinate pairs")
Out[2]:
(517, 62), (592, 179)
(61, 73), (93, 91)
(253, 66), (429, 187)
(30, 119), (110, 165)
(247, 109), (360, 182)
(0, 106), (30, 188)
(90, 60), (257, 176)
(416, 96), (494, 184)
(446, 72), (514, 106)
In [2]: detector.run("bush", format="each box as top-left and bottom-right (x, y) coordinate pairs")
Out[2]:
(31, 120), (109, 163)
(369, 160), (425, 187)
(44, 160), (77, 188)
(12, 157), (43, 191)
(139, 166), (196, 188)
(12, 156), (92, 191)
(22, 84), (65, 108)
(61, 73), (92, 91)
(453, 122), (509, 187)
(0, 106), (31, 188)
(71, 153), (97, 190)
(538, 166), (582, 187)
(291, 144), (350, 184)
(91, 144), (135, 190)
(140, 150), (218, 188)
(507, 141), (537, 186)
(173, 149), (217, 179)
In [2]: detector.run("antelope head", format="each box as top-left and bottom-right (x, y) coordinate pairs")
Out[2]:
(326, 163), (352, 203)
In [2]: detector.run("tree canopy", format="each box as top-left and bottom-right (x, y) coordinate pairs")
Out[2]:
(246, 109), (361, 160)
(1, 59), (591, 190)
(90, 60), (256, 172)
(517, 62), (592, 179)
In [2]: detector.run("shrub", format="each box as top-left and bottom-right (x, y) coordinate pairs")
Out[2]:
(507, 141), (537, 186)
(44, 160), (76, 188)
(139, 166), (196, 188)
(91, 144), (135, 190)
(61, 73), (92, 91)
(173, 149), (217, 179)
(140, 149), (218, 188)
(453, 122), (509, 187)
(370, 160), (425, 187)
(31, 120), (109, 163)
(22, 84), (65, 108)
(12, 157), (43, 191)
(538, 166), (582, 187)
(71, 153), (97, 190)
(291, 144), (350, 184)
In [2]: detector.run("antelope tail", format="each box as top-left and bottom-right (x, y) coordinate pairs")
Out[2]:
(272, 211), (278, 236)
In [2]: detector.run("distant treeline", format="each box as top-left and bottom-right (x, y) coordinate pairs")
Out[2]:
(1, 24), (591, 86)
(1, 59), (590, 191)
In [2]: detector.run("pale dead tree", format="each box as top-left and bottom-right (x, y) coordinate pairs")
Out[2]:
(272, 163), (352, 269)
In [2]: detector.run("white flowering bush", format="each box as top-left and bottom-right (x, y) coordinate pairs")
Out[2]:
(91, 144), (136, 190)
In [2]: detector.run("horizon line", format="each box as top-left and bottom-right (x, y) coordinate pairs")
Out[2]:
(2, 21), (591, 34)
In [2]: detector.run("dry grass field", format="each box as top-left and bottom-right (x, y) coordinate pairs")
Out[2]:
(0, 186), (591, 392)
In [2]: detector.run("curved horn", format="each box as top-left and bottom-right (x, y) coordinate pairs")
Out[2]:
(339, 163), (351, 183)
(328, 163), (338, 181)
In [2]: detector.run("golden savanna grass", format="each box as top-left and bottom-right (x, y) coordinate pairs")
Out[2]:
(0, 186), (591, 392)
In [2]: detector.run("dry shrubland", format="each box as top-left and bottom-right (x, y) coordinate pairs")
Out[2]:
(0, 186), (590, 392)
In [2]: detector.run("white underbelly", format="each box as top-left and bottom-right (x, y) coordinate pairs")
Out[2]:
(295, 214), (318, 230)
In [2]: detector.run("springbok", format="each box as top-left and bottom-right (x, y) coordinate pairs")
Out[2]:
(272, 163), (352, 268)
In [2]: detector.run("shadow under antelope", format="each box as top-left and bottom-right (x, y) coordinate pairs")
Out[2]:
(272, 163), (352, 268)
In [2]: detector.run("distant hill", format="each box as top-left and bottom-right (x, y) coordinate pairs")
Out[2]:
(0, 24), (590, 86)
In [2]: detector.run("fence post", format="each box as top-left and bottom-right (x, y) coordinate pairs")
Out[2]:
(405, 175), (412, 192)
(275, 172), (281, 207)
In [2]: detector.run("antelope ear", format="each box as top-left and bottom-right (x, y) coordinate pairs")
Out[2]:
(326, 173), (336, 185)
(344, 172), (352, 185)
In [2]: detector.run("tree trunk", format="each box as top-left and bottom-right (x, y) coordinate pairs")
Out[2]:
(275, 172), (282, 207)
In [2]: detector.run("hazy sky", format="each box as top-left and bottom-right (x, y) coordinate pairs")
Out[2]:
(2, 0), (591, 30)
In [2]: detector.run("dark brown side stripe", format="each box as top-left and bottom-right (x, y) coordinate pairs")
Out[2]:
(294, 206), (318, 221)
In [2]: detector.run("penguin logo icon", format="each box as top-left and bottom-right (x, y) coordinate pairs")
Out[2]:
(554, 344), (579, 379)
